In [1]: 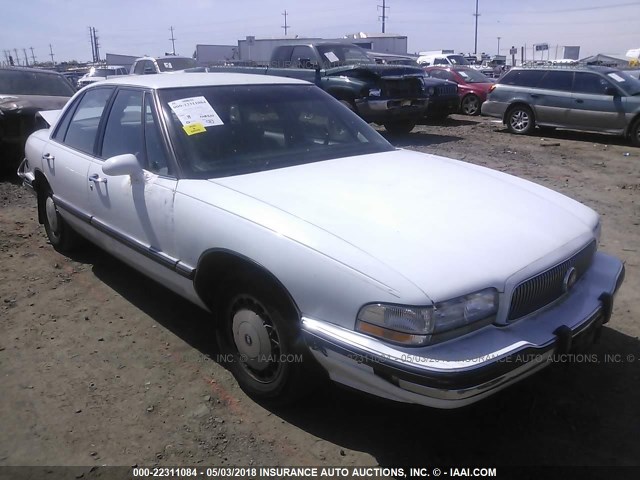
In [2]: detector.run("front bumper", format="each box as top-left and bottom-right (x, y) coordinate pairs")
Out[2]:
(424, 95), (460, 118)
(302, 252), (624, 409)
(355, 98), (428, 124)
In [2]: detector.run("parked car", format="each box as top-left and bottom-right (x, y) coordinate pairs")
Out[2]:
(482, 66), (640, 145)
(424, 66), (494, 115)
(0, 67), (74, 172)
(130, 55), (197, 75)
(18, 73), (624, 408)
(77, 66), (128, 88)
(417, 52), (470, 67)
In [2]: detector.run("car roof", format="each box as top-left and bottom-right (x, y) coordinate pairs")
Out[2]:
(0, 66), (64, 77)
(85, 72), (308, 89)
(508, 65), (618, 74)
(134, 56), (193, 61)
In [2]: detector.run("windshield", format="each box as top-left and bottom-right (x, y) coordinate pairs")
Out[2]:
(448, 55), (469, 65)
(605, 70), (640, 95)
(157, 58), (197, 72)
(456, 68), (491, 83)
(316, 45), (372, 67)
(159, 84), (393, 178)
(0, 69), (75, 96)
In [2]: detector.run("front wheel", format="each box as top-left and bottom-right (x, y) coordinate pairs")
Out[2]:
(216, 282), (311, 403)
(383, 120), (416, 134)
(461, 94), (481, 116)
(506, 105), (535, 135)
(40, 187), (81, 252)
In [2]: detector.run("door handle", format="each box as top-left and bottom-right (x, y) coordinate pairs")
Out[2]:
(575, 99), (584, 104)
(89, 173), (108, 184)
(530, 93), (540, 98)
(42, 153), (55, 162)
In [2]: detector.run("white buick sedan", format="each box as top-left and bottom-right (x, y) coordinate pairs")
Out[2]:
(18, 73), (624, 408)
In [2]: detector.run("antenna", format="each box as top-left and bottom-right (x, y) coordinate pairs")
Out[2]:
(378, 0), (389, 34)
(281, 10), (290, 36)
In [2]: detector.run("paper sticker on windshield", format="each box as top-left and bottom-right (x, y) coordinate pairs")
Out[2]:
(182, 123), (206, 135)
(164, 62), (173, 69)
(168, 96), (224, 128)
(607, 73), (625, 83)
(324, 51), (340, 63)
(459, 71), (469, 79)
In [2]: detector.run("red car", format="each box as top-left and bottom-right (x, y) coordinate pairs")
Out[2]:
(424, 66), (494, 116)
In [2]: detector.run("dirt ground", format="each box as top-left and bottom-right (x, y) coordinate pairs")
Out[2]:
(1, 115), (639, 470)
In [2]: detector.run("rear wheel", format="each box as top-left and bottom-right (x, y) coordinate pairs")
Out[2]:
(630, 118), (640, 147)
(383, 120), (416, 134)
(39, 186), (81, 252)
(216, 280), (311, 403)
(461, 94), (481, 116)
(506, 105), (535, 135)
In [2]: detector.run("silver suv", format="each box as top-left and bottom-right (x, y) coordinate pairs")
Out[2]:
(481, 66), (640, 146)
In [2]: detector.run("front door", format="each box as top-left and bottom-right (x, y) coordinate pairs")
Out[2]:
(87, 88), (178, 265)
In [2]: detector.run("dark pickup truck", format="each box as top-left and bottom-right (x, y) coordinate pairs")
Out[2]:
(197, 43), (458, 133)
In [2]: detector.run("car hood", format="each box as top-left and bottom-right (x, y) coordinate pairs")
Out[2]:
(210, 150), (597, 302)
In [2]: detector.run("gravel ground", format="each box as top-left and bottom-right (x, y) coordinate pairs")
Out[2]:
(1, 114), (639, 469)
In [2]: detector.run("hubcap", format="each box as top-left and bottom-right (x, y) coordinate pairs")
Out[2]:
(463, 96), (479, 115)
(45, 196), (60, 236)
(510, 110), (530, 132)
(230, 299), (281, 383)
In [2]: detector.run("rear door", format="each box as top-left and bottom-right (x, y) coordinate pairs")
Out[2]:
(529, 70), (574, 125)
(568, 72), (627, 133)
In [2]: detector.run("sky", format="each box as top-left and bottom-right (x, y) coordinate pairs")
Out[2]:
(1, 0), (639, 64)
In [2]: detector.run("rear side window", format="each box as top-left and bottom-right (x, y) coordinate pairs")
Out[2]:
(61, 87), (114, 154)
(537, 71), (573, 91)
(573, 72), (612, 95)
(500, 70), (545, 87)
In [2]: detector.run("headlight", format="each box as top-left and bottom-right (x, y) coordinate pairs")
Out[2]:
(356, 288), (498, 346)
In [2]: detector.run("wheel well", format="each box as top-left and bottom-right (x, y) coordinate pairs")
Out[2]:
(33, 170), (50, 224)
(626, 113), (640, 137)
(193, 250), (299, 321)
(503, 102), (534, 124)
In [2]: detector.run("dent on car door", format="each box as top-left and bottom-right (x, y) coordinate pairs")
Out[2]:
(570, 72), (627, 132)
(88, 88), (179, 266)
(45, 87), (115, 218)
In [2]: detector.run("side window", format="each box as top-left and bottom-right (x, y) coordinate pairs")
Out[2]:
(573, 72), (612, 95)
(62, 87), (114, 154)
(501, 70), (546, 87)
(291, 46), (315, 68)
(272, 46), (293, 66)
(101, 89), (143, 160)
(536, 71), (573, 91)
(143, 93), (171, 175)
(133, 61), (145, 75)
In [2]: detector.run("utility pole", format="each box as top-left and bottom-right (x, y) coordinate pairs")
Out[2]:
(473, 0), (480, 54)
(169, 26), (177, 55)
(23, 48), (29, 66)
(378, 0), (389, 34)
(30, 46), (36, 64)
(94, 28), (100, 62)
(49, 44), (55, 64)
(281, 10), (289, 36)
(89, 27), (96, 62)
(14, 48), (20, 66)
(497, 36), (501, 55)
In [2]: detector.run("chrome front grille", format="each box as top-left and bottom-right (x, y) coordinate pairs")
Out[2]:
(508, 240), (597, 321)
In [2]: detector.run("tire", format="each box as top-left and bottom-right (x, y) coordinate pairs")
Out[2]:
(216, 280), (312, 404)
(39, 186), (81, 252)
(383, 120), (416, 134)
(630, 118), (640, 147)
(506, 105), (535, 135)
(460, 94), (481, 116)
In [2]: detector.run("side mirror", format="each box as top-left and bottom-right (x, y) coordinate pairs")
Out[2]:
(102, 154), (143, 178)
(605, 86), (619, 96)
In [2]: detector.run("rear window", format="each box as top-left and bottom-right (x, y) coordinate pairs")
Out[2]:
(499, 70), (546, 87)
(0, 69), (75, 96)
(157, 58), (197, 72)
